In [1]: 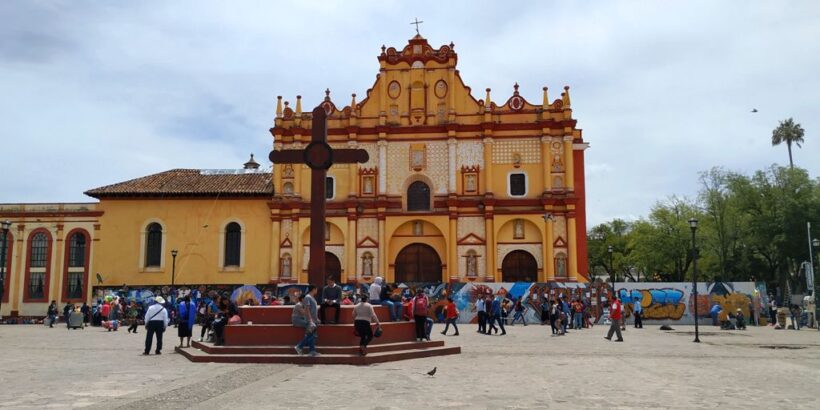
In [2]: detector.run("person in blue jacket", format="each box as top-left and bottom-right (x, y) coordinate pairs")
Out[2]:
(177, 296), (197, 348)
(491, 296), (507, 335)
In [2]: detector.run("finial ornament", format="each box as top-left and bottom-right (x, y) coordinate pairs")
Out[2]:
(324, 88), (331, 100)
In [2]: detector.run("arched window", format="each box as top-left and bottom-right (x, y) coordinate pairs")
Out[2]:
(224, 222), (241, 267)
(30, 232), (48, 268)
(145, 223), (162, 267)
(407, 181), (430, 211)
(68, 232), (86, 267)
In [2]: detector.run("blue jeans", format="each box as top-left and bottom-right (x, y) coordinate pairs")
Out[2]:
(380, 300), (399, 321)
(296, 328), (316, 352)
(574, 312), (583, 329)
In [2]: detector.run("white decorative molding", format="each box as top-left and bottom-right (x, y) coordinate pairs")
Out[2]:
(456, 142), (484, 169)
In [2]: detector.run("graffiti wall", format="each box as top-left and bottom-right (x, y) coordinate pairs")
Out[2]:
(616, 282), (768, 325)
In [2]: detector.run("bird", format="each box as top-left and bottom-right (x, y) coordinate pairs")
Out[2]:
(96, 273), (104, 284)
(427, 367), (437, 376)
(751, 108), (758, 113)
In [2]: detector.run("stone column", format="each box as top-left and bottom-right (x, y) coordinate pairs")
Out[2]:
(563, 136), (575, 191)
(347, 141), (359, 197)
(541, 136), (552, 192)
(484, 216), (495, 281)
(448, 215), (458, 280)
(377, 140), (388, 195)
(345, 217), (357, 283)
(53, 225), (64, 302)
(12, 225), (25, 312)
(545, 217), (555, 280)
(482, 137), (494, 193)
(378, 215), (386, 280)
(270, 217), (280, 282)
(567, 215), (579, 280)
(447, 138), (457, 193)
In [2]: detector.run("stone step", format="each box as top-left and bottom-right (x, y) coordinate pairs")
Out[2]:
(238, 305), (394, 325)
(191, 340), (445, 355)
(224, 321), (417, 346)
(176, 344), (461, 365)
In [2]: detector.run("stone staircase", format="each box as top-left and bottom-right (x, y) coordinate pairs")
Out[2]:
(177, 305), (460, 365)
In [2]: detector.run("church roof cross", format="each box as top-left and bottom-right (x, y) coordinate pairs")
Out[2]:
(411, 17), (424, 35)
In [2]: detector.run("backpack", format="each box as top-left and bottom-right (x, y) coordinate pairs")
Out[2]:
(413, 296), (427, 316)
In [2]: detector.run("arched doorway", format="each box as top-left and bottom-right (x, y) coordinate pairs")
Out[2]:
(502, 250), (537, 282)
(325, 252), (342, 284)
(395, 243), (442, 283)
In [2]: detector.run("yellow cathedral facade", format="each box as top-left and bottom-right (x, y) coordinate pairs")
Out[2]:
(0, 35), (589, 317)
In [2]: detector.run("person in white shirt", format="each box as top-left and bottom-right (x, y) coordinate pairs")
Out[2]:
(143, 296), (170, 355)
(475, 297), (486, 334)
(369, 277), (383, 303)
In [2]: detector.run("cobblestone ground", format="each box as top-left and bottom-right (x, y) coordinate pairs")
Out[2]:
(0, 322), (818, 409)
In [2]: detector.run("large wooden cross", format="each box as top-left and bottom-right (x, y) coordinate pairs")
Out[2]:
(269, 106), (369, 288)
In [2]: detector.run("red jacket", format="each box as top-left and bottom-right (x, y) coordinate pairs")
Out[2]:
(610, 300), (622, 320)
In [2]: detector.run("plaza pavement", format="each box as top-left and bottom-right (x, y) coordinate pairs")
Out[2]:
(0, 322), (818, 409)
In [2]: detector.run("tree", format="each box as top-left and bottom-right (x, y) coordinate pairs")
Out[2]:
(771, 118), (805, 169)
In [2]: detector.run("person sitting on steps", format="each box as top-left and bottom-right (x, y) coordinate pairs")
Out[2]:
(319, 276), (342, 324)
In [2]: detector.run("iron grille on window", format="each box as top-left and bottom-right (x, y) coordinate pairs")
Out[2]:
(67, 272), (83, 299)
(30, 233), (48, 268)
(68, 233), (85, 267)
(509, 174), (526, 196)
(29, 272), (45, 299)
(407, 181), (431, 211)
(224, 222), (241, 267)
(145, 223), (162, 267)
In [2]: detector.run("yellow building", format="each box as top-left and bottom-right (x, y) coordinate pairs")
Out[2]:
(0, 35), (589, 315)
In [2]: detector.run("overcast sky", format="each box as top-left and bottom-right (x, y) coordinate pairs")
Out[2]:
(1, 1), (818, 226)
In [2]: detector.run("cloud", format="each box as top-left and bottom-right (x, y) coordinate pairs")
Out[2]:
(1, 1), (818, 229)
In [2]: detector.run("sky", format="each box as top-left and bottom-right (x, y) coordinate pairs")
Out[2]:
(1, 1), (818, 226)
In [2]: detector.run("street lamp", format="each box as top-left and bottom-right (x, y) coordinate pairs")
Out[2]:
(0, 220), (11, 315)
(607, 245), (614, 289)
(813, 238), (819, 330)
(171, 249), (178, 287)
(689, 218), (700, 343)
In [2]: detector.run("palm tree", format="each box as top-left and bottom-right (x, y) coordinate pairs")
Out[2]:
(771, 118), (805, 169)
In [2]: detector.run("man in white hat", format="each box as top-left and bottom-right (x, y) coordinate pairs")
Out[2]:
(144, 296), (170, 355)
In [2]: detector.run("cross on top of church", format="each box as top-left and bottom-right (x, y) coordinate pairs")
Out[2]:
(411, 17), (424, 35)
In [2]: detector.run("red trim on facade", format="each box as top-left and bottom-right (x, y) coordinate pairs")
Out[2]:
(0, 211), (103, 218)
(2, 230), (13, 303)
(23, 228), (52, 303)
(61, 228), (90, 303)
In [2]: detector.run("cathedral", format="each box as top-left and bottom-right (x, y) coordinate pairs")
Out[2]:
(0, 35), (589, 317)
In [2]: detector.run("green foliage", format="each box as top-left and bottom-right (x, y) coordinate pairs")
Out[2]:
(771, 118), (805, 169)
(588, 165), (820, 293)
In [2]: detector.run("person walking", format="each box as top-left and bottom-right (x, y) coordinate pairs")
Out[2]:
(441, 297), (460, 336)
(80, 303), (90, 324)
(411, 289), (430, 341)
(633, 298), (643, 329)
(560, 296), (571, 333)
(511, 298), (527, 326)
(143, 296), (169, 355)
(46, 300), (58, 328)
(292, 293), (319, 357)
(126, 300), (140, 333)
(549, 300), (559, 335)
(604, 295), (624, 342)
(63, 302), (73, 329)
(491, 296), (507, 335)
(769, 296), (777, 326)
(353, 294), (381, 356)
(475, 296), (486, 334)
(177, 296), (196, 348)
(572, 299), (584, 330)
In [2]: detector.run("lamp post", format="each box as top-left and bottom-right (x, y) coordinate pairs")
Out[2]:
(0, 220), (11, 316)
(607, 245), (615, 300)
(689, 218), (700, 343)
(812, 237), (819, 330)
(171, 249), (178, 287)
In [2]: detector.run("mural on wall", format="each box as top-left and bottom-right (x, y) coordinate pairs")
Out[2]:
(86, 281), (768, 325)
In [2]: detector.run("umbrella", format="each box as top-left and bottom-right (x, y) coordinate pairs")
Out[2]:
(231, 285), (263, 305)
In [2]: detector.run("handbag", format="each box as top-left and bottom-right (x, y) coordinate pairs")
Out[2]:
(374, 326), (383, 338)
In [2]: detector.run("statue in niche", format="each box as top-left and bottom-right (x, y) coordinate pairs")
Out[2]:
(281, 254), (292, 278)
(413, 221), (423, 236)
(411, 149), (424, 170)
(556, 254), (567, 277)
(283, 182), (294, 195)
(513, 219), (524, 239)
(362, 176), (374, 194)
(466, 251), (478, 277)
(551, 154), (564, 172)
(362, 253), (374, 276)
(465, 174), (477, 192)
(512, 153), (522, 168)
(282, 164), (294, 178)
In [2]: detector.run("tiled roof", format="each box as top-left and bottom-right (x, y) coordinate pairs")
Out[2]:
(84, 169), (273, 199)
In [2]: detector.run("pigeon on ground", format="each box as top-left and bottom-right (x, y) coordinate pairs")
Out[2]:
(427, 367), (437, 376)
